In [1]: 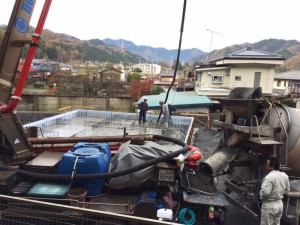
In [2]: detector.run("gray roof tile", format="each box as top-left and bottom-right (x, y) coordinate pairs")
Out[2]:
(212, 47), (286, 61)
(275, 70), (300, 80)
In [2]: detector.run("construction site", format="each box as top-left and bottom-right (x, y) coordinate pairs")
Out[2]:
(0, 109), (204, 225)
(24, 109), (194, 144)
(1, 1), (300, 225)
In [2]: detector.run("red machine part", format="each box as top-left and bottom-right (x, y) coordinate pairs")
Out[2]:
(186, 145), (202, 166)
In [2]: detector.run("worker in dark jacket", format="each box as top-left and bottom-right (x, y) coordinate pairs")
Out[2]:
(138, 98), (148, 125)
(168, 102), (176, 115)
(168, 102), (176, 124)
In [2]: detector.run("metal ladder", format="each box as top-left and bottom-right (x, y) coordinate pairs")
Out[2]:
(249, 102), (284, 146)
(285, 190), (300, 224)
(249, 103), (289, 163)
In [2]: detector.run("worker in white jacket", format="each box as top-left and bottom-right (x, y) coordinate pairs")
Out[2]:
(159, 101), (169, 130)
(260, 157), (290, 225)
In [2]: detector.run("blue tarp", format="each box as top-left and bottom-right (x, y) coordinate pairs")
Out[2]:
(137, 91), (213, 109)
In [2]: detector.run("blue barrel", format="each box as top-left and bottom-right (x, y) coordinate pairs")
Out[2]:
(58, 142), (111, 196)
(72, 142), (111, 165)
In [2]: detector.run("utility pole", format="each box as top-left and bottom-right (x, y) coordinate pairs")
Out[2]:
(206, 29), (224, 64)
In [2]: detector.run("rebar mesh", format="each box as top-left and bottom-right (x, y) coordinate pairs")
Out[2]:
(24, 110), (193, 143)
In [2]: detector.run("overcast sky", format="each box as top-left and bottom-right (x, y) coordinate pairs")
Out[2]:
(1, 0), (299, 52)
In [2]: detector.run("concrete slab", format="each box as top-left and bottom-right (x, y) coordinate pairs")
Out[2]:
(24, 110), (194, 145)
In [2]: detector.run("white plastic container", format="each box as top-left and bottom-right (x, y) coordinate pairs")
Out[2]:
(157, 208), (173, 220)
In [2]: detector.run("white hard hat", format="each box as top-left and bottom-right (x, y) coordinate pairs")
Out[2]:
(168, 101), (172, 104)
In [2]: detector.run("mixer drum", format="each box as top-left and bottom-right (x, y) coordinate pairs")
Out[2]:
(269, 104), (300, 176)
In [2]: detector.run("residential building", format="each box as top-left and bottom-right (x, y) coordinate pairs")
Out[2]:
(32, 58), (46, 65)
(194, 47), (286, 97)
(131, 63), (161, 75)
(16, 64), (40, 84)
(273, 70), (300, 94)
(31, 58), (54, 76)
(177, 70), (196, 91)
(153, 72), (178, 90)
(114, 64), (126, 81)
(59, 63), (78, 76)
(98, 68), (122, 82)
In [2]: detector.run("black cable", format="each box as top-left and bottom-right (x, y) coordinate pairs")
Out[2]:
(0, 135), (189, 182)
(157, 0), (187, 123)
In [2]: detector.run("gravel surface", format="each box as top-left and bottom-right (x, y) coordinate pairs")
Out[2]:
(192, 127), (221, 159)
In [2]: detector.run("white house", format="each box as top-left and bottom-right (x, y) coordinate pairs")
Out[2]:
(194, 47), (286, 97)
(273, 70), (300, 94)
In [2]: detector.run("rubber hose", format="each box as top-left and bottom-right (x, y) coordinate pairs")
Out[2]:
(178, 208), (196, 225)
(0, 134), (188, 182)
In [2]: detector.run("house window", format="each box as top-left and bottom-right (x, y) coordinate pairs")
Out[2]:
(277, 80), (281, 87)
(211, 75), (223, 83)
(284, 81), (287, 87)
(235, 76), (241, 81)
(254, 72), (261, 88)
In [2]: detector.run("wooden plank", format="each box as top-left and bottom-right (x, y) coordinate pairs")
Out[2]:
(180, 112), (209, 117)
(180, 113), (211, 128)
(58, 106), (72, 112)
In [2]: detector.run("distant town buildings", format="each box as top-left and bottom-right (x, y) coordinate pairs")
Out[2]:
(153, 72), (178, 90)
(131, 63), (161, 75)
(19, 53), (300, 101)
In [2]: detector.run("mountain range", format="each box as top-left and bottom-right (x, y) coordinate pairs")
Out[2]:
(1, 26), (300, 70)
(101, 38), (204, 64)
(102, 38), (300, 71)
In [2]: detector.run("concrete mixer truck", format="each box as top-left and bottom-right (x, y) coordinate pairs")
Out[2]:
(198, 87), (300, 225)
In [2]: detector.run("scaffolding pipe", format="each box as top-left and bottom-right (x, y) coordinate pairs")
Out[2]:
(32, 145), (121, 153)
(29, 134), (155, 145)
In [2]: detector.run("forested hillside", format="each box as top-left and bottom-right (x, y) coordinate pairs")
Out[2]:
(102, 38), (204, 64)
(196, 39), (300, 71)
(1, 25), (300, 71)
(0, 27), (143, 64)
